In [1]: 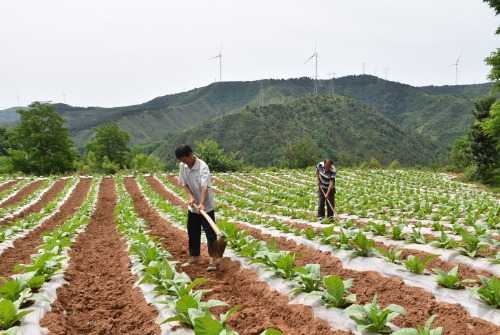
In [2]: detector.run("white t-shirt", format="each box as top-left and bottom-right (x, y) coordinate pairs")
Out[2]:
(178, 157), (215, 213)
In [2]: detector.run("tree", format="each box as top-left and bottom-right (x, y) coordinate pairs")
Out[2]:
(469, 97), (500, 181)
(131, 153), (164, 172)
(9, 102), (76, 175)
(483, 101), (500, 147)
(450, 134), (473, 170)
(195, 139), (243, 172)
(449, 2), (500, 183)
(284, 136), (321, 169)
(86, 123), (131, 170)
(0, 128), (12, 156)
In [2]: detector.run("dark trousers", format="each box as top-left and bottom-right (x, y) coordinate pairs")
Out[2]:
(318, 188), (335, 219)
(187, 210), (217, 257)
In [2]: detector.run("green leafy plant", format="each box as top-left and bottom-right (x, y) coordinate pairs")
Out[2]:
(0, 279), (29, 303)
(273, 253), (297, 279)
(260, 329), (283, 335)
(431, 222), (444, 232)
(490, 253), (500, 265)
(346, 295), (405, 334)
(333, 229), (351, 249)
(319, 226), (335, 245)
(304, 227), (316, 240)
(321, 275), (356, 308)
(404, 255), (434, 274)
(431, 231), (456, 249)
(473, 277), (500, 308)
(459, 230), (485, 258)
(163, 289), (227, 328)
(293, 264), (322, 294)
(14, 252), (63, 277)
(377, 247), (402, 264)
(432, 266), (465, 289)
(193, 306), (239, 335)
(408, 228), (426, 244)
(350, 232), (375, 257)
(392, 315), (443, 335)
(368, 222), (387, 236)
(391, 225), (405, 240)
(0, 298), (30, 330)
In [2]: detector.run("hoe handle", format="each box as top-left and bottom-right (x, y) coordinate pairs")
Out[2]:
(199, 208), (223, 237)
(319, 185), (335, 215)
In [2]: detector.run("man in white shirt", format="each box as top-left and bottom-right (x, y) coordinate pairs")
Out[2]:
(175, 144), (218, 271)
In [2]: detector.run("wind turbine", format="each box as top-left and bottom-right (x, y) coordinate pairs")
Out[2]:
(305, 47), (318, 94)
(210, 46), (222, 82)
(327, 72), (336, 96)
(451, 53), (461, 85)
(384, 68), (390, 80)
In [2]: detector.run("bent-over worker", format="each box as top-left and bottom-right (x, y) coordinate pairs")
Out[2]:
(316, 159), (336, 221)
(175, 144), (218, 271)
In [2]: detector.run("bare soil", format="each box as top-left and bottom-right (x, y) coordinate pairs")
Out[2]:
(0, 179), (45, 208)
(0, 178), (91, 277)
(0, 178), (67, 226)
(0, 180), (18, 194)
(41, 178), (160, 335)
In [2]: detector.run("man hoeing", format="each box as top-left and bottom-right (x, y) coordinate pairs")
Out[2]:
(175, 144), (219, 271)
(316, 158), (336, 221)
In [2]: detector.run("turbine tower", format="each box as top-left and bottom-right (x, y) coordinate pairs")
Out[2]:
(327, 72), (336, 96)
(305, 47), (319, 94)
(384, 68), (390, 80)
(210, 47), (222, 82)
(451, 53), (461, 85)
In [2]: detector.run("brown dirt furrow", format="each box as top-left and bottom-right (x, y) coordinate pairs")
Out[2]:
(146, 175), (187, 208)
(0, 178), (92, 277)
(236, 223), (500, 335)
(40, 178), (160, 335)
(128, 177), (351, 335)
(0, 178), (67, 227)
(0, 179), (45, 209)
(0, 180), (18, 194)
(150, 175), (500, 335)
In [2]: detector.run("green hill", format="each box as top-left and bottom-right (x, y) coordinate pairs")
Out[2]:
(153, 95), (437, 167)
(331, 76), (492, 147)
(0, 76), (491, 159)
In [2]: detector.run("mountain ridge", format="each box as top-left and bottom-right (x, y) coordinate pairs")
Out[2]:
(0, 76), (492, 160)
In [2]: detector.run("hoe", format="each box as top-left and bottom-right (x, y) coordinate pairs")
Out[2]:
(199, 209), (227, 258)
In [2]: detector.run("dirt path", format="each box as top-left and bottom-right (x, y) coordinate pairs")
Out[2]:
(0, 178), (67, 226)
(41, 178), (160, 335)
(0, 179), (45, 209)
(152, 174), (500, 335)
(127, 177), (350, 335)
(0, 178), (91, 277)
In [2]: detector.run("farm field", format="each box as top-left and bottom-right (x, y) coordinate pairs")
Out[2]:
(0, 170), (499, 335)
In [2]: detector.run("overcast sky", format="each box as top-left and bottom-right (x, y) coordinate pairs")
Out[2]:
(0, 0), (498, 108)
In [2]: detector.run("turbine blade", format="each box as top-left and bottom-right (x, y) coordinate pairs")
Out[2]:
(305, 54), (315, 64)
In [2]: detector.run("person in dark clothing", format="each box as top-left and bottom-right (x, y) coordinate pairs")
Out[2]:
(316, 159), (336, 220)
